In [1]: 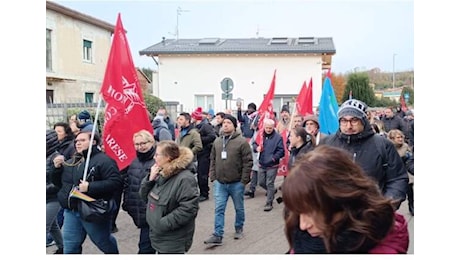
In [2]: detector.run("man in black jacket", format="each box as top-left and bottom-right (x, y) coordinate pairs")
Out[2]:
(191, 107), (217, 202)
(287, 99), (408, 254)
(322, 99), (408, 207)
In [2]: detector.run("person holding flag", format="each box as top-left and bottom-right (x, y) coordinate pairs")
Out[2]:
(51, 131), (122, 254)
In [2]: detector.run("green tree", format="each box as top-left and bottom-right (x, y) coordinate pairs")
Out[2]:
(400, 86), (414, 106)
(141, 67), (153, 81)
(372, 97), (397, 108)
(144, 94), (165, 118)
(342, 73), (376, 106)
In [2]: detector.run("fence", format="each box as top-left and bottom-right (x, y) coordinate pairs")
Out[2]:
(46, 99), (177, 130)
(46, 100), (105, 130)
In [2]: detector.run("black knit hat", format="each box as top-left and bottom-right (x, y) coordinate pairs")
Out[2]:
(223, 114), (238, 129)
(281, 104), (290, 113)
(78, 110), (91, 121)
(46, 129), (59, 158)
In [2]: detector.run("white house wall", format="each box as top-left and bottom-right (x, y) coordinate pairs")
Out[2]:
(156, 54), (324, 113)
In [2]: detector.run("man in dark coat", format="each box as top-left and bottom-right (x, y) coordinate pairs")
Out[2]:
(191, 107), (216, 202)
(252, 118), (285, 212)
(287, 99), (408, 254)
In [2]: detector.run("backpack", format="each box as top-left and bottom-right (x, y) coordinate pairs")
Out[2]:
(154, 127), (164, 142)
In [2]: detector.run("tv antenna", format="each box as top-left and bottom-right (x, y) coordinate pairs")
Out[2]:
(256, 24), (268, 38)
(173, 6), (190, 40)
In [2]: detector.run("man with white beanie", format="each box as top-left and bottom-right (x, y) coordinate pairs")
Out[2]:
(287, 99), (408, 254)
(321, 99), (408, 206)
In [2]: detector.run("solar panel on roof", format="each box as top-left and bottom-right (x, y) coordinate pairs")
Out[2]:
(270, 37), (288, 44)
(199, 38), (220, 45)
(297, 37), (316, 44)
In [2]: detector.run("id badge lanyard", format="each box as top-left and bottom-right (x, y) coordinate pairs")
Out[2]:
(222, 136), (230, 160)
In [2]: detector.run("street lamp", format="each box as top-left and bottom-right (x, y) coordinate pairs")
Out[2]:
(392, 53), (397, 89)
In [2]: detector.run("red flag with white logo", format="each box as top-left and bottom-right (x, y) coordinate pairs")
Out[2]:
(255, 70), (276, 151)
(100, 13), (153, 170)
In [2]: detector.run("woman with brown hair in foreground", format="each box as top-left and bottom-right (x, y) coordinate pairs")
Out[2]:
(282, 145), (409, 254)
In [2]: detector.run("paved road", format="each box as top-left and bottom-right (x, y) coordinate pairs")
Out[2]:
(47, 176), (414, 254)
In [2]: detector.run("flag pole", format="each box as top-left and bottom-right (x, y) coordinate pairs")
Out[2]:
(82, 95), (103, 181)
(287, 98), (297, 131)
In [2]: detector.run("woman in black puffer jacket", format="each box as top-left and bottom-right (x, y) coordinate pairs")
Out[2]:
(46, 129), (64, 253)
(121, 130), (157, 254)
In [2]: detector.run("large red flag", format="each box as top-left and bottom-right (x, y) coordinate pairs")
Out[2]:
(295, 77), (313, 116)
(255, 70), (276, 151)
(100, 13), (153, 170)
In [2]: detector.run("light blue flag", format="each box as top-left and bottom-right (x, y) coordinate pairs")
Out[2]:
(318, 76), (339, 135)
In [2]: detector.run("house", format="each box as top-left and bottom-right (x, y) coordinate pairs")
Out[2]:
(136, 68), (152, 95)
(46, 1), (115, 104)
(139, 37), (335, 115)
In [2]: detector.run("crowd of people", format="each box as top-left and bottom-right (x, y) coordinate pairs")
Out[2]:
(46, 98), (414, 254)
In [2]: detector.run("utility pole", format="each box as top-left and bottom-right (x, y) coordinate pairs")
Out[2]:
(175, 7), (190, 40)
(392, 53), (397, 89)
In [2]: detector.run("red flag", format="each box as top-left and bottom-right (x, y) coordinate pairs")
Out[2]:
(255, 70), (276, 151)
(296, 78), (313, 116)
(277, 129), (289, 177)
(400, 93), (408, 112)
(327, 68), (332, 78)
(100, 13), (153, 170)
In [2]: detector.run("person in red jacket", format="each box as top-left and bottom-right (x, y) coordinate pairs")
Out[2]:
(282, 145), (409, 254)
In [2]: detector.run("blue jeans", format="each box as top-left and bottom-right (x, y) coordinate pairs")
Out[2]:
(46, 201), (63, 249)
(62, 209), (119, 254)
(258, 167), (278, 204)
(212, 180), (245, 237)
(138, 226), (155, 254)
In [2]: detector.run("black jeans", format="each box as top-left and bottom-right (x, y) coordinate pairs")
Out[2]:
(197, 154), (211, 198)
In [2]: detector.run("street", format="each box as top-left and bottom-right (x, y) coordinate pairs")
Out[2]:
(46, 176), (414, 254)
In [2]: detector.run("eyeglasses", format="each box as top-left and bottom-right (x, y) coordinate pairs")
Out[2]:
(339, 118), (361, 126)
(134, 141), (150, 147)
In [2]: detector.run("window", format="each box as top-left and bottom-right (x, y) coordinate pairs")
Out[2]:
(83, 39), (92, 62)
(46, 89), (54, 104)
(46, 29), (52, 71)
(85, 92), (94, 103)
(195, 95), (214, 112)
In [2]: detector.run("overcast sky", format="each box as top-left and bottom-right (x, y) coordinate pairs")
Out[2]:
(53, 0), (414, 74)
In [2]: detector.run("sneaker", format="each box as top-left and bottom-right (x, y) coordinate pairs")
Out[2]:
(204, 234), (223, 245)
(263, 203), (273, 212)
(199, 196), (209, 202)
(46, 240), (56, 247)
(234, 228), (243, 240)
(244, 190), (254, 198)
